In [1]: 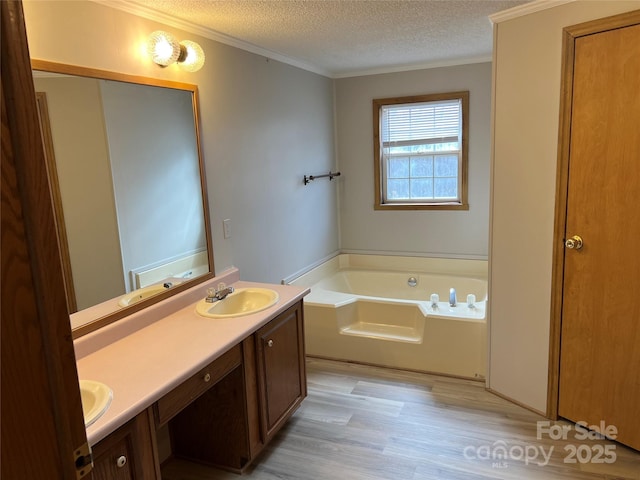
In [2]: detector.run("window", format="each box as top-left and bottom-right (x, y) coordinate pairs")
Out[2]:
(373, 92), (469, 210)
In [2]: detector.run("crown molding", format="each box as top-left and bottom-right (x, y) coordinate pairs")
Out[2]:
(489, 0), (576, 24)
(90, 0), (526, 80)
(90, 0), (332, 77)
(333, 55), (492, 79)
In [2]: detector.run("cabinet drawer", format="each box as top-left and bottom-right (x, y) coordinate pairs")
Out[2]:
(155, 344), (242, 426)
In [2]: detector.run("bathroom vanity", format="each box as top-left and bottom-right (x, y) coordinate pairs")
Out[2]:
(76, 276), (308, 479)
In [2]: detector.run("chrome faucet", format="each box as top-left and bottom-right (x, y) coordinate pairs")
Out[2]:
(449, 288), (457, 307)
(205, 283), (235, 303)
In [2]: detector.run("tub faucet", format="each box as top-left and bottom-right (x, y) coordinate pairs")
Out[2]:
(449, 288), (457, 307)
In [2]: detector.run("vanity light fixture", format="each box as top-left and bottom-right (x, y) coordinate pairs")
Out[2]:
(147, 31), (180, 66)
(177, 40), (205, 72)
(147, 31), (205, 72)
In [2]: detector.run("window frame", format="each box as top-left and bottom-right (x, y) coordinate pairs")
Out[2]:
(373, 91), (469, 211)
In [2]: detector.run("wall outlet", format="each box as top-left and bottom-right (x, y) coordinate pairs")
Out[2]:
(223, 219), (231, 239)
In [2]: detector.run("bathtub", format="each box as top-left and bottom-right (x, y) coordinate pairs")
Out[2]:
(290, 254), (487, 379)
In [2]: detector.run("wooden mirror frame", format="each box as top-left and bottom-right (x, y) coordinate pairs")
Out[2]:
(31, 59), (215, 339)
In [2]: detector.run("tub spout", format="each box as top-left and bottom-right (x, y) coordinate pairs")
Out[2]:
(449, 288), (457, 307)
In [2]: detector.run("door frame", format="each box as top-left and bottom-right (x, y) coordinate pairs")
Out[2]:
(35, 91), (79, 313)
(1, 0), (90, 477)
(547, 9), (640, 419)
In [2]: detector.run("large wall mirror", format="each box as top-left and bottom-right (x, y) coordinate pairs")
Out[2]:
(31, 60), (214, 338)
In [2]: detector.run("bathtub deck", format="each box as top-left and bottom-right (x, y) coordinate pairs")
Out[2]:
(162, 358), (640, 480)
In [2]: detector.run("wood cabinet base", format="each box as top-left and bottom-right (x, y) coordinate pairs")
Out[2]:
(92, 301), (306, 478)
(164, 300), (307, 474)
(91, 408), (160, 480)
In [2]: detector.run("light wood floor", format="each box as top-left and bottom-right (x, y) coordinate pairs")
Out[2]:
(163, 358), (640, 480)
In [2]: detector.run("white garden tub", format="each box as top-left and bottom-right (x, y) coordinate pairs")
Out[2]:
(290, 254), (487, 379)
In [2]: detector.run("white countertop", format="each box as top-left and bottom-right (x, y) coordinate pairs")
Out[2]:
(76, 279), (309, 445)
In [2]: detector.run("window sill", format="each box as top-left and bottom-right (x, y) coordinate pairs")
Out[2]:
(374, 202), (469, 211)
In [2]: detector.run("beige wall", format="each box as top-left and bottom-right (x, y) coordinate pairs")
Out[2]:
(335, 62), (492, 259)
(489, 0), (640, 413)
(23, 0), (338, 285)
(33, 76), (125, 310)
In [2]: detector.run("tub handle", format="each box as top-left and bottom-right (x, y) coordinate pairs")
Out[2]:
(267, 339), (274, 348)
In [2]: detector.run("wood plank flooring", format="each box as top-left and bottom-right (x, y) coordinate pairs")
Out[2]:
(162, 358), (640, 480)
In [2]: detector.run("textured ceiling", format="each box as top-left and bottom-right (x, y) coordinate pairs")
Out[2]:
(125, 0), (532, 77)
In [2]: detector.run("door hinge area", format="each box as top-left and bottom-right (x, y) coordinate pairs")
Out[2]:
(74, 442), (93, 479)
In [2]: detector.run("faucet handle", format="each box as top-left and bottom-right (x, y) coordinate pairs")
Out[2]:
(467, 294), (476, 308)
(217, 282), (226, 292)
(205, 287), (216, 303)
(430, 293), (439, 308)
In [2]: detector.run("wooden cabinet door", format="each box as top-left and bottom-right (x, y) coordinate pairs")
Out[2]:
(256, 301), (307, 440)
(92, 409), (159, 480)
(92, 435), (136, 480)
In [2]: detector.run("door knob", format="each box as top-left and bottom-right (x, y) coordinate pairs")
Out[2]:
(565, 235), (583, 250)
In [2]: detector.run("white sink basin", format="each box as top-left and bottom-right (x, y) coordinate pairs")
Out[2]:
(196, 288), (279, 318)
(80, 380), (112, 427)
(118, 284), (168, 307)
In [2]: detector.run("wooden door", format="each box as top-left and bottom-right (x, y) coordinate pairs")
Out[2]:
(1, 1), (90, 478)
(558, 14), (640, 451)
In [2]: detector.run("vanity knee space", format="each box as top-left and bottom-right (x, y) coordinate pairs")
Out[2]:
(161, 300), (306, 473)
(91, 300), (306, 479)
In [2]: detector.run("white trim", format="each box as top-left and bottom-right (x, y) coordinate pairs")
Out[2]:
(333, 55), (492, 79)
(489, 0), (576, 24)
(281, 248), (489, 285)
(486, 20), (499, 392)
(339, 249), (488, 261)
(280, 251), (341, 285)
(90, 0), (332, 78)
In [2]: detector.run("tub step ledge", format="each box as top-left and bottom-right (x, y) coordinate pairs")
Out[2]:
(339, 321), (423, 344)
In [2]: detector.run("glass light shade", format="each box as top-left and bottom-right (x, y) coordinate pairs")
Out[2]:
(147, 31), (180, 66)
(178, 40), (205, 72)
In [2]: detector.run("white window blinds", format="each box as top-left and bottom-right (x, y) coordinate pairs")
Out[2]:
(381, 99), (462, 148)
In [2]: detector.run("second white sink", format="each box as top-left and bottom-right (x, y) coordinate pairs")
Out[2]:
(118, 284), (168, 307)
(196, 288), (279, 318)
(80, 380), (112, 427)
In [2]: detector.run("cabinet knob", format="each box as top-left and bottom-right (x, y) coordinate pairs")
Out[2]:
(116, 455), (127, 468)
(267, 339), (274, 348)
(203, 373), (211, 382)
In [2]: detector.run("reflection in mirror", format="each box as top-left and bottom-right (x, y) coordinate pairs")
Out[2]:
(32, 60), (214, 337)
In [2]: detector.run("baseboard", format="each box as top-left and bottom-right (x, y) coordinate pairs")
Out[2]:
(306, 355), (485, 383)
(485, 387), (547, 417)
